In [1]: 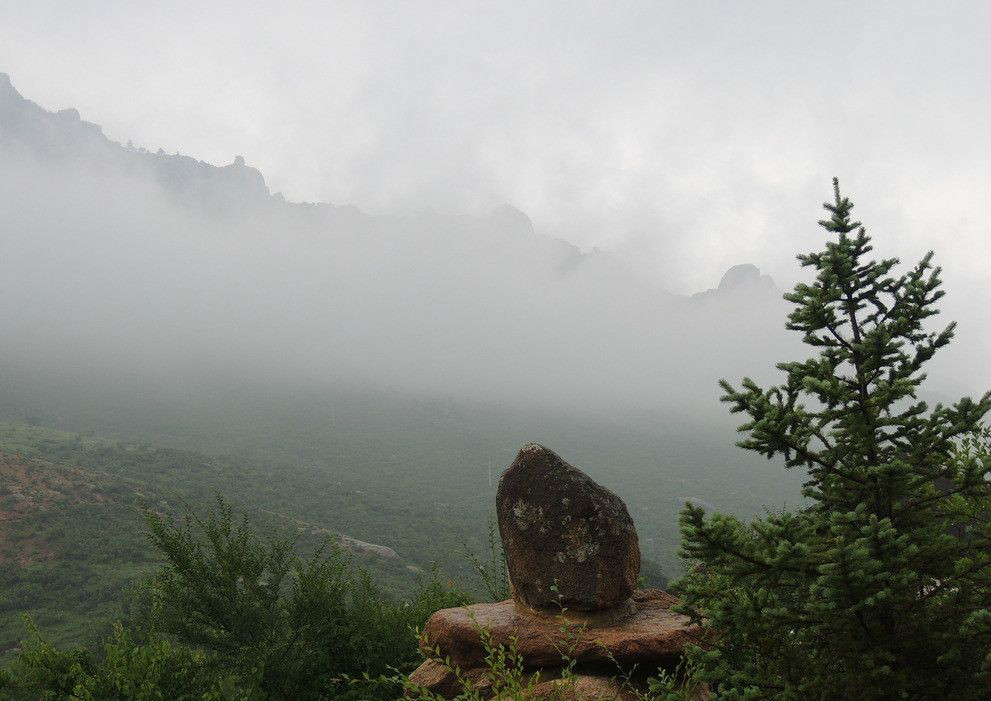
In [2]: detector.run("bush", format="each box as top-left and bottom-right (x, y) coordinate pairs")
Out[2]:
(1, 497), (469, 701)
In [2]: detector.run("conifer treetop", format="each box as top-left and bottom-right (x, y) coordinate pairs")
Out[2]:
(676, 178), (990, 700)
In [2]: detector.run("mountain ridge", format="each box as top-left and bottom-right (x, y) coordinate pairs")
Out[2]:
(1, 71), (772, 299)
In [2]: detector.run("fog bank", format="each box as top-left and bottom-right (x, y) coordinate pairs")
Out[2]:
(1, 74), (983, 421)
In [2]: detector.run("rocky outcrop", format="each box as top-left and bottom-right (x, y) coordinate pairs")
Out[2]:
(420, 588), (701, 669)
(691, 263), (778, 303)
(0, 72), (270, 207)
(496, 443), (640, 612)
(411, 444), (703, 700)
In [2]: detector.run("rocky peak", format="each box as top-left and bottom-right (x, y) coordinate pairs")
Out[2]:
(717, 263), (775, 292)
(0, 73), (268, 205)
(55, 107), (82, 122)
(692, 263), (778, 302)
(489, 203), (534, 236)
(0, 71), (25, 110)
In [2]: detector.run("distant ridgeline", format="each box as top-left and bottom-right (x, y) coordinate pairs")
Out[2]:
(0, 72), (806, 672)
(0, 70), (779, 304)
(0, 72), (273, 210)
(0, 71), (550, 238)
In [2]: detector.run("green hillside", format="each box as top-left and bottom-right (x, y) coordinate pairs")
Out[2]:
(0, 371), (807, 658)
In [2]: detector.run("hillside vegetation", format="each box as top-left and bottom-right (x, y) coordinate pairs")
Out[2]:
(0, 378), (801, 660)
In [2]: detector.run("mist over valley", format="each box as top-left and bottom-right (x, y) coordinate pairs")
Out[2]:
(0, 5), (988, 695)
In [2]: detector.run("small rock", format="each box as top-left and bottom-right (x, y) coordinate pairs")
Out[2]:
(527, 674), (638, 701)
(337, 534), (399, 559)
(408, 660), (491, 698)
(496, 443), (640, 611)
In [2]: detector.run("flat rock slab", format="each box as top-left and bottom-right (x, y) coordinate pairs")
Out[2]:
(496, 443), (640, 611)
(420, 588), (703, 669)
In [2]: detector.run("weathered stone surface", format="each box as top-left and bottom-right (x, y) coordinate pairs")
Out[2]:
(411, 444), (702, 700)
(496, 443), (640, 611)
(420, 588), (702, 669)
(525, 674), (639, 701)
(408, 660), (491, 698)
(409, 663), (640, 700)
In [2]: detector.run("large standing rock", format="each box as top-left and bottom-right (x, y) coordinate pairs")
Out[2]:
(496, 443), (640, 612)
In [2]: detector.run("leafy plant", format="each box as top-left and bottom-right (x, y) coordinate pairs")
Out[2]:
(1, 497), (468, 701)
(0, 617), (236, 701)
(462, 516), (510, 602)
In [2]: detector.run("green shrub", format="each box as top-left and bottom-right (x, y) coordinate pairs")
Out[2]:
(1, 497), (468, 701)
(0, 618), (239, 701)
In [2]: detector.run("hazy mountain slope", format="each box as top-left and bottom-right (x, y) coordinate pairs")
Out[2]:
(0, 72), (796, 421)
(0, 379), (800, 658)
(0, 74), (811, 648)
(0, 367), (808, 586)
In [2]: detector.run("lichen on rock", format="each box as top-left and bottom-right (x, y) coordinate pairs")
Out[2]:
(496, 443), (640, 612)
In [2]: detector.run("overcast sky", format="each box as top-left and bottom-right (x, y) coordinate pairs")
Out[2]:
(1, 1), (988, 359)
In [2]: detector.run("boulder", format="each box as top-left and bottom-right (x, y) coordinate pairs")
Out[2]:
(420, 588), (702, 669)
(496, 443), (640, 611)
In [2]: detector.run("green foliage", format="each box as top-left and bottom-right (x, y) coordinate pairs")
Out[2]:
(143, 496), (469, 700)
(0, 419), (446, 656)
(1, 498), (468, 701)
(0, 616), (96, 701)
(144, 496), (343, 698)
(0, 368), (808, 601)
(0, 618), (236, 701)
(637, 557), (670, 591)
(676, 180), (991, 700)
(462, 517), (511, 602)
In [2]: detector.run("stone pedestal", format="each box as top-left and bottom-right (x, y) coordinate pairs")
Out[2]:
(409, 444), (705, 700)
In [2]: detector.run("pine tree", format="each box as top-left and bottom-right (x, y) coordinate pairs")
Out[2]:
(676, 179), (991, 700)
